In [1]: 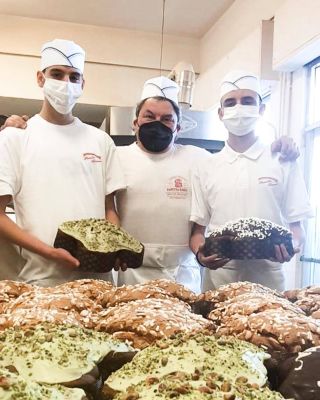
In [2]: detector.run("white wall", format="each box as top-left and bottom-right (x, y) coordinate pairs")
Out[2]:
(0, 14), (200, 106)
(193, 0), (285, 110)
(273, 0), (320, 71)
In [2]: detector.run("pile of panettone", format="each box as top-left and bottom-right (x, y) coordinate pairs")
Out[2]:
(1, 279), (320, 399)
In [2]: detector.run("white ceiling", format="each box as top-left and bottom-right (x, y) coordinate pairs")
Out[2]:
(0, 0), (234, 38)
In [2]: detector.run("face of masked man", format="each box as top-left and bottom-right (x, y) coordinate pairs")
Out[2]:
(134, 98), (179, 153)
(37, 65), (84, 115)
(218, 89), (265, 137)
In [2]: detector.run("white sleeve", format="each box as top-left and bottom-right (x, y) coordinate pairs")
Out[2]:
(190, 160), (211, 227)
(0, 131), (20, 197)
(104, 137), (127, 195)
(282, 161), (314, 223)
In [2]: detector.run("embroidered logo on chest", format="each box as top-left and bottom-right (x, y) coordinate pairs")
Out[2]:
(83, 153), (102, 163)
(166, 176), (189, 199)
(258, 176), (278, 186)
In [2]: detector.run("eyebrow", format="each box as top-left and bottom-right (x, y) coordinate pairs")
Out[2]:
(143, 109), (156, 115)
(242, 96), (256, 101)
(49, 68), (81, 76)
(222, 98), (236, 104)
(49, 68), (64, 73)
(143, 109), (174, 116)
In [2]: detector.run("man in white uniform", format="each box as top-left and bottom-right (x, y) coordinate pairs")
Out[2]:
(190, 70), (313, 292)
(0, 39), (126, 286)
(116, 77), (209, 291)
(116, 76), (300, 291)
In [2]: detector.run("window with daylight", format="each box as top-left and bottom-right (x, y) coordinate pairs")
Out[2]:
(301, 57), (320, 286)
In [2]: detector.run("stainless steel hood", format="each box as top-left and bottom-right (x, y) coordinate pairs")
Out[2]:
(107, 106), (224, 152)
(108, 106), (221, 140)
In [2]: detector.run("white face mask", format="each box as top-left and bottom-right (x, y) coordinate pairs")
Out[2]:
(43, 78), (83, 115)
(221, 104), (260, 136)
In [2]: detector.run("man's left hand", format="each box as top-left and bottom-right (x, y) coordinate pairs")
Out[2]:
(0, 115), (29, 131)
(272, 244), (299, 263)
(271, 136), (300, 162)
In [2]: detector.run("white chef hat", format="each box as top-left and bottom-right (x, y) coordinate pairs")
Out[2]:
(220, 70), (261, 100)
(40, 39), (85, 73)
(141, 76), (179, 105)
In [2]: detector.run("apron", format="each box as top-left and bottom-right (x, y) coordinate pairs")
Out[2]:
(201, 259), (285, 292)
(118, 243), (201, 293)
(0, 238), (25, 280)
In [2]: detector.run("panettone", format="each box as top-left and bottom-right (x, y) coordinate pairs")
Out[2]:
(103, 279), (197, 308)
(111, 370), (285, 400)
(277, 346), (320, 400)
(203, 218), (294, 260)
(0, 368), (87, 400)
(55, 279), (115, 307)
(284, 285), (320, 318)
(211, 308), (320, 354)
(209, 292), (305, 321)
(1, 288), (102, 330)
(54, 218), (144, 272)
(95, 298), (213, 349)
(147, 279), (198, 303)
(106, 333), (271, 395)
(193, 281), (285, 317)
(0, 323), (133, 386)
(0, 280), (33, 314)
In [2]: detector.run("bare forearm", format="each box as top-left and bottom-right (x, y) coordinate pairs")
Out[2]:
(289, 221), (305, 250)
(189, 224), (206, 254)
(105, 192), (120, 227)
(0, 214), (54, 259)
(105, 209), (120, 227)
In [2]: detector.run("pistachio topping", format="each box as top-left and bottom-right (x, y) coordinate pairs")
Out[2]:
(0, 368), (86, 399)
(113, 371), (285, 399)
(58, 218), (143, 253)
(0, 323), (132, 384)
(107, 333), (270, 393)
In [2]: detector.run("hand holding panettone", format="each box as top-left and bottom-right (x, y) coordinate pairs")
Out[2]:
(203, 218), (295, 263)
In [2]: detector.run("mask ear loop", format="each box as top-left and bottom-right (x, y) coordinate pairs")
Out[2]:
(172, 126), (178, 143)
(134, 122), (140, 144)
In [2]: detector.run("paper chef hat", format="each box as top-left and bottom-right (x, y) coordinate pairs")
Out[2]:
(141, 76), (180, 105)
(40, 39), (85, 73)
(220, 70), (262, 100)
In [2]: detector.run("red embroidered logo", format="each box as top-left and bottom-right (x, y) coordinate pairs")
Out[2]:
(174, 178), (183, 188)
(166, 176), (189, 199)
(83, 153), (102, 163)
(258, 176), (278, 186)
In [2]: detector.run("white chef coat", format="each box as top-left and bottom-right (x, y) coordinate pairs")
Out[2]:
(117, 142), (209, 291)
(0, 114), (126, 286)
(190, 139), (313, 292)
(0, 238), (25, 280)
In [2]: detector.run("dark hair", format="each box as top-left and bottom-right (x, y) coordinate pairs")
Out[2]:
(0, 115), (8, 127)
(135, 96), (181, 122)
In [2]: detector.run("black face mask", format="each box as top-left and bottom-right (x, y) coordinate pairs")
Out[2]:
(138, 121), (174, 153)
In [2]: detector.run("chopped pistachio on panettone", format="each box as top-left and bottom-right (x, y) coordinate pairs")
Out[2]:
(59, 218), (143, 253)
(106, 333), (270, 393)
(0, 368), (86, 400)
(0, 323), (133, 384)
(113, 370), (285, 400)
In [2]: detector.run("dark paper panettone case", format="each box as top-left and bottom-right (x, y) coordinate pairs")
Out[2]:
(54, 218), (144, 272)
(203, 218), (294, 260)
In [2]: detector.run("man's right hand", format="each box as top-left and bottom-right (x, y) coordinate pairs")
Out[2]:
(0, 115), (29, 131)
(196, 243), (229, 270)
(48, 247), (80, 268)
